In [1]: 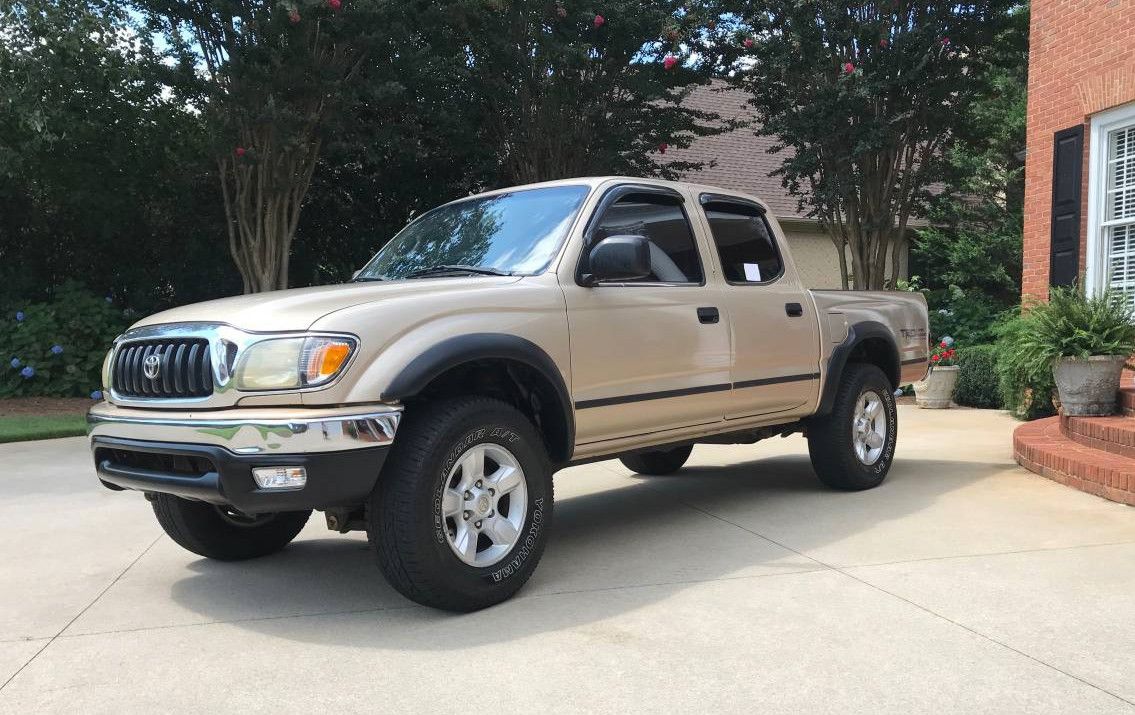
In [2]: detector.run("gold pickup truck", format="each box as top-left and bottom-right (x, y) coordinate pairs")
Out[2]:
(88, 177), (928, 611)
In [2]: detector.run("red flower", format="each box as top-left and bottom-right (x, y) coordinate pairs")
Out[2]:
(288, 8), (300, 23)
(843, 62), (855, 74)
(931, 354), (940, 362)
(328, 0), (341, 10)
(941, 37), (950, 46)
(593, 14), (605, 28)
(940, 340), (948, 348)
(743, 37), (754, 48)
(234, 147), (246, 158)
(663, 55), (678, 70)
(879, 38), (889, 48)
(658, 143), (668, 154)
(555, 5), (567, 18)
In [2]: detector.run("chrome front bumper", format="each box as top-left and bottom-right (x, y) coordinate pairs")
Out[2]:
(87, 403), (402, 455)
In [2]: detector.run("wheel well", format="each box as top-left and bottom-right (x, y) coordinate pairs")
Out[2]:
(408, 359), (572, 462)
(847, 337), (900, 388)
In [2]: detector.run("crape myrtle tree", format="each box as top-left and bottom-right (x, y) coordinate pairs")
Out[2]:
(728, 0), (1018, 289)
(447, 0), (739, 184)
(135, 0), (389, 293)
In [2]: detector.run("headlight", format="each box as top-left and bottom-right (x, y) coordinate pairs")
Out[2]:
(101, 349), (114, 392)
(234, 336), (355, 391)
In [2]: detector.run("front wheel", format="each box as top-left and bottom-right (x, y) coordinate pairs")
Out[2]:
(807, 363), (897, 491)
(367, 397), (553, 612)
(151, 494), (311, 560)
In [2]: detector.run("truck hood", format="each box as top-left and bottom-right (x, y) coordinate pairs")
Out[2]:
(131, 276), (523, 332)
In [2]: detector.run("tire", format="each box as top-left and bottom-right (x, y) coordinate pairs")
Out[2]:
(151, 494), (311, 561)
(367, 396), (553, 612)
(807, 363), (897, 491)
(619, 445), (693, 475)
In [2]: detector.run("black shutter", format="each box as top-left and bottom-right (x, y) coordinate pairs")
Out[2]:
(1049, 125), (1085, 287)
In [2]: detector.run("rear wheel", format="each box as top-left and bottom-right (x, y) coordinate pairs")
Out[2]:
(807, 363), (897, 491)
(619, 445), (693, 475)
(151, 494), (311, 560)
(367, 397), (553, 612)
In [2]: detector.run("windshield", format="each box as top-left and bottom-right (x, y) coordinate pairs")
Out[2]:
(356, 185), (591, 280)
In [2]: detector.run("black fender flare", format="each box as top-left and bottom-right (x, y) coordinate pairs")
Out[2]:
(816, 321), (900, 416)
(381, 333), (575, 460)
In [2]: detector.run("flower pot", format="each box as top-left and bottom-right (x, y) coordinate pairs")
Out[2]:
(1052, 355), (1126, 416)
(913, 365), (959, 409)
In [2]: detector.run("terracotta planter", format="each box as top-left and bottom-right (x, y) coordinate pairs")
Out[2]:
(913, 365), (959, 409)
(1052, 355), (1126, 416)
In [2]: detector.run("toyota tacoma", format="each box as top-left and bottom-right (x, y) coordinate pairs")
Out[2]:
(88, 177), (929, 611)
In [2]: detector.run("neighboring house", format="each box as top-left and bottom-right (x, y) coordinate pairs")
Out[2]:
(1022, 0), (1135, 301)
(670, 83), (910, 289)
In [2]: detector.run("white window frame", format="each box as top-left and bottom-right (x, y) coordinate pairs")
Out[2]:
(1085, 101), (1135, 295)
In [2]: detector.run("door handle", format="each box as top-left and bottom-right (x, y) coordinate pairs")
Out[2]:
(785, 302), (804, 317)
(697, 307), (720, 324)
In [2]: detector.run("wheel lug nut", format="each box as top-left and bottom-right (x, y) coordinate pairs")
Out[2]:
(463, 510), (471, 520)
(475, 520), (482, 528)
(475, 480), (483, 488)
(487, 510), (494, 518)
(464, 490), (472, 499)
(488, 488), (495, 496)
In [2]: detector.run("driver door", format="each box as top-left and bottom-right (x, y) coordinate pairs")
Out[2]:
(560, 185), (731, 444)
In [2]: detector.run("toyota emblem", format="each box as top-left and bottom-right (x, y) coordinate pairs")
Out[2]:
(142, 354), (162, 380)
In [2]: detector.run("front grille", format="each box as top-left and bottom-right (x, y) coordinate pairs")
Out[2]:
(112, 339), (214, 398)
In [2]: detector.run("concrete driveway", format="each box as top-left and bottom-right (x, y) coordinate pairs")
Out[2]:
(1, 406), (1133, 713)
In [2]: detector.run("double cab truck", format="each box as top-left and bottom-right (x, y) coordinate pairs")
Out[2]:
(88, 177), (929, 611)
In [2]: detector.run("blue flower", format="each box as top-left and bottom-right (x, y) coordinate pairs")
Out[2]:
(14, 311), (24, 322)
(941, 335), (955, 347)
(9, 357), (20, 369)
(20, 366), (34, 379)
(90, 389), (103, 400)
(104, 296), (113, 303)
(50, 345), (63, 355)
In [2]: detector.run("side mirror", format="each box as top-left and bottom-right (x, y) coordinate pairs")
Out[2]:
(584, 235), (651, 285)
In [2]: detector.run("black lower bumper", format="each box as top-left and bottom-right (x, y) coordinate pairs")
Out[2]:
(92, 436), (389, 513)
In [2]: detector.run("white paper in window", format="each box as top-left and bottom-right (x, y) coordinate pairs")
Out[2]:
(743, 263), (762, 282)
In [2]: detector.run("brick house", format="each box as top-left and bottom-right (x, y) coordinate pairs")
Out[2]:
(1022, 0), (1135, 301)
(1014, 0), (1135, 507)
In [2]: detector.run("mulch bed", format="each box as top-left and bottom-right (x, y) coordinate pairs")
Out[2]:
(0, 397), (96, 418)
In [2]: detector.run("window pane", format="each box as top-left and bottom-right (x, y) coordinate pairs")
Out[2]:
(1108, 222), (1135, 307)
(704, 204), (783, 283)
(1108, 126), (1135, 221)
(590, 196), (702, 283)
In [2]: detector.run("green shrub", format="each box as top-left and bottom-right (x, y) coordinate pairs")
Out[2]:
(994, 312), (1056, 420)
(1, 283), (130, 397)
(1016, 287), (1135, 362)
(953, 344), (1002, 408)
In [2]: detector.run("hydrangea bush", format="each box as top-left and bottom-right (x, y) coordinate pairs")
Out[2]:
(1, 283), (130, 397)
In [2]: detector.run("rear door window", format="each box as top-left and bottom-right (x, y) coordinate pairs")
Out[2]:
(702, 200), (783, 284)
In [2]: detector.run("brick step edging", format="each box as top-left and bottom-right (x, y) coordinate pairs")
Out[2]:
(1013, 417), (1135, 506)
(1060, 414), (1135, 459)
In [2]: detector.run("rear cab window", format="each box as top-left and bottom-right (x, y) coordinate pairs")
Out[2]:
(701, 197), (784, 284)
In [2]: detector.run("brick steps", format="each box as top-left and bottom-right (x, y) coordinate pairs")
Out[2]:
(1014, 417), (1135, 506)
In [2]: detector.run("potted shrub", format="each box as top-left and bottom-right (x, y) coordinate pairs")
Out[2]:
(913, 337), (959, 408)
(1017, 288), (1135, 416)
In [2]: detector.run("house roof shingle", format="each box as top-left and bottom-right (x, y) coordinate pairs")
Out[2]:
(669, 83), (811, 222)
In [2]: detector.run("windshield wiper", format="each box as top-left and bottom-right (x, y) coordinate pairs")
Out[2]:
(405, 264), (514, 278)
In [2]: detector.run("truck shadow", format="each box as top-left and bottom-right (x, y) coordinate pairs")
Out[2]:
(166, 449), (1012, 648)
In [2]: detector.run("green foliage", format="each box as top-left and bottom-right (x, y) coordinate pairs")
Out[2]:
(728, 1), (1022, 288)
(0, 284), (129, 397)
(953, 345), (1002, 409)
(988, 288), (1133, 422)
(994, 313), (1056, 420)
(1019, 288), (1135, 362)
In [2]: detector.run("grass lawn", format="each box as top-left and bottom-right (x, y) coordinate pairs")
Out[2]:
(0, 414), (88, 443)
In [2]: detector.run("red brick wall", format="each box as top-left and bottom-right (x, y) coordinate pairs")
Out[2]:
(1023, 0), (1135, 301)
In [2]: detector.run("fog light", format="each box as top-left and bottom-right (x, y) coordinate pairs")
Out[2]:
(252, 466), (307, 490)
